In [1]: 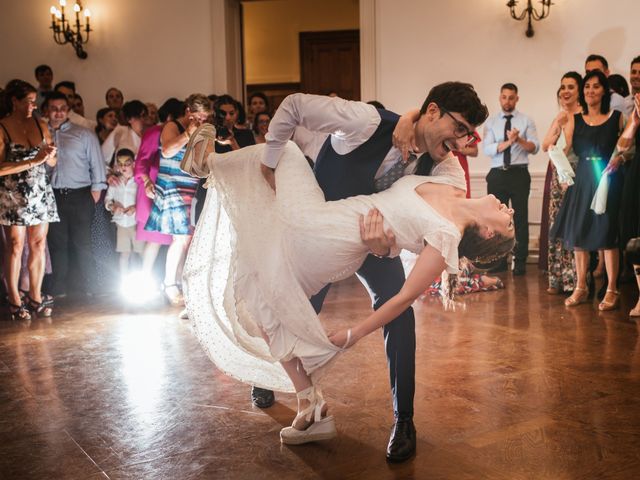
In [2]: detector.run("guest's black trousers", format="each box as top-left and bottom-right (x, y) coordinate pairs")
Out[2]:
(486, 166), (531, 265)
(47, 187), (96, 295)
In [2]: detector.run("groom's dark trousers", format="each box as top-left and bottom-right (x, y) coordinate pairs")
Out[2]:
(309, 109), (431, 420)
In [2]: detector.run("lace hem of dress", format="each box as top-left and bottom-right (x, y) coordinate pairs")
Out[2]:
(183, 147), (342, 393)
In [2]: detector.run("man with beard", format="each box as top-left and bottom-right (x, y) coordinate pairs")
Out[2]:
(483, 83), (539, 276)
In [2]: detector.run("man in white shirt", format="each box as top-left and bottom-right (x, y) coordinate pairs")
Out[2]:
(260, 84), (489, 462)
(105, 148), (143, 275)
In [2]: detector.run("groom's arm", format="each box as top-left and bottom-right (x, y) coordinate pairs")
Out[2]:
(262, 93), (380, 169)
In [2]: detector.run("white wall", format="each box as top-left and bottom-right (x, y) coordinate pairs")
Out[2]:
(0, 0), (234, 121)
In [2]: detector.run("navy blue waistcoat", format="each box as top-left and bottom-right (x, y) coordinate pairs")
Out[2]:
(313, 109), (433, 201)
(314, 109), (399, 201)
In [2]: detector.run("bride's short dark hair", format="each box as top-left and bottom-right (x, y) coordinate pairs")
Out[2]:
(458, 225), (514, 264)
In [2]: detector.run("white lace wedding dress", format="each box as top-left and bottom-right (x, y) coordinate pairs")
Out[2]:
(183, 142), (464, 392)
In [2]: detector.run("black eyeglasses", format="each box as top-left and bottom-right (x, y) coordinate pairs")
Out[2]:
(439, 107), (475, 142)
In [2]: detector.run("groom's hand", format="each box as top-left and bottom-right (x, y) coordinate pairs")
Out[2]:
(260, 164), (276, 191)
(360, 208), (396, 257)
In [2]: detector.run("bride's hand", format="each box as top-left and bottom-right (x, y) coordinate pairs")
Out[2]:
(392, 109), (420, 162)
(260, 163), (276, 191)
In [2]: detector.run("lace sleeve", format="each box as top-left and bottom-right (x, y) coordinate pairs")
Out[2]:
(423, 228), (460, 274)
(430, 155), (467, 192)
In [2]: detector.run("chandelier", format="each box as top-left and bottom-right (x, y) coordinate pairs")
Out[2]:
(507, 0), (552, 38)
(49, 0), (92, 59)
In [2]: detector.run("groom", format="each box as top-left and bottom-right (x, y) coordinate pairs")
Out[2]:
(257, 83), (488, 462)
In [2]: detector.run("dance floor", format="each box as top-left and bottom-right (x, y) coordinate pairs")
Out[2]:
(1, 271), (639, 479)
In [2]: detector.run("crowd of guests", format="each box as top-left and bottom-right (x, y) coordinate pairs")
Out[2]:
(0, 52), (639, 321)
(537, 54), (640, 316)
(0, 64), (270, 321)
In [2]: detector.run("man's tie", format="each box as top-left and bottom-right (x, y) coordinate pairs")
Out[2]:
(503, 114), (513, 168)
(374, 153), (416, 192)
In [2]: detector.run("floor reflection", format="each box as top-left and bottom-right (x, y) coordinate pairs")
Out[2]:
(117, 316), (167, 427)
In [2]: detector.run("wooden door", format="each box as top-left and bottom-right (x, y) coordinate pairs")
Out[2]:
(299, 30), (360, 101)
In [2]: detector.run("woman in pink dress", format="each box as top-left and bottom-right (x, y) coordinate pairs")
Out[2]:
(134, 99), (184, 273)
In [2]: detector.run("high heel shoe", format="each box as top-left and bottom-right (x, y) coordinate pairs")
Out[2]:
(163, 284), (184, 307)
(565, 287), (589, 307)
(8, 301), (31, 321)
(598, 290), (620, 311)
(180, 124), (217, 178)
(27, 295), (53, 318)
(280, 385), (337, 445)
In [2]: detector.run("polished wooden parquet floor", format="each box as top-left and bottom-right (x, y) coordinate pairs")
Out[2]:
(1, 271), (639, 479)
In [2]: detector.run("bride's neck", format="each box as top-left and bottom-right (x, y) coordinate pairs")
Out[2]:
(449, 197), (483, 232)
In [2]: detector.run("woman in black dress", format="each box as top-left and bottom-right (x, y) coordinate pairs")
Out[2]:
(550, 70), (625, 311)
(618, 94), (640, 316)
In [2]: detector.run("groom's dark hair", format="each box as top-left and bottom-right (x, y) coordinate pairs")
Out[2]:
(419, 82), (489, 126)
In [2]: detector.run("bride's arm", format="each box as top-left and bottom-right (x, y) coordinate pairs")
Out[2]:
(329, 246), (446, 347)
(392, 109), (420, 162)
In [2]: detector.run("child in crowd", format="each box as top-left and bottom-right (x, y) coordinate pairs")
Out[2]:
(105, 149), (144, 276)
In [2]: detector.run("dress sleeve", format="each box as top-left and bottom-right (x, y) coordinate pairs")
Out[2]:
(423, 228), (460, 274)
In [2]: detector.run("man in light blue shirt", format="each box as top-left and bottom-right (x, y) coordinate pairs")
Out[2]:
(483, 83), (539, 275)
(44, 91), (107, 297)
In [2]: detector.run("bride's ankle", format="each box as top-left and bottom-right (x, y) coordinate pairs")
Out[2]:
(291, 385), (329, 430)
(293, 402), (328, 430)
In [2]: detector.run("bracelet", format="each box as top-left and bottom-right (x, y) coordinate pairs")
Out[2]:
(372, 248), (391, 259)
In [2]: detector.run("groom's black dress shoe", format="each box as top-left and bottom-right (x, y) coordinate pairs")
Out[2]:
(251, 386), (275, 408)
(386, 419), (416, 463)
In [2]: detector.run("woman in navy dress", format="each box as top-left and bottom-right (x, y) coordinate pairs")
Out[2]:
(551, 70), (625, 310)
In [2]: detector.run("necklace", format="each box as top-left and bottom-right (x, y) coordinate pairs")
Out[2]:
(584, 113), (604, 126)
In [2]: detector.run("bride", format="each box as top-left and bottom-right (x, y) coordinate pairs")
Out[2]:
(181, 124), (514, 445)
